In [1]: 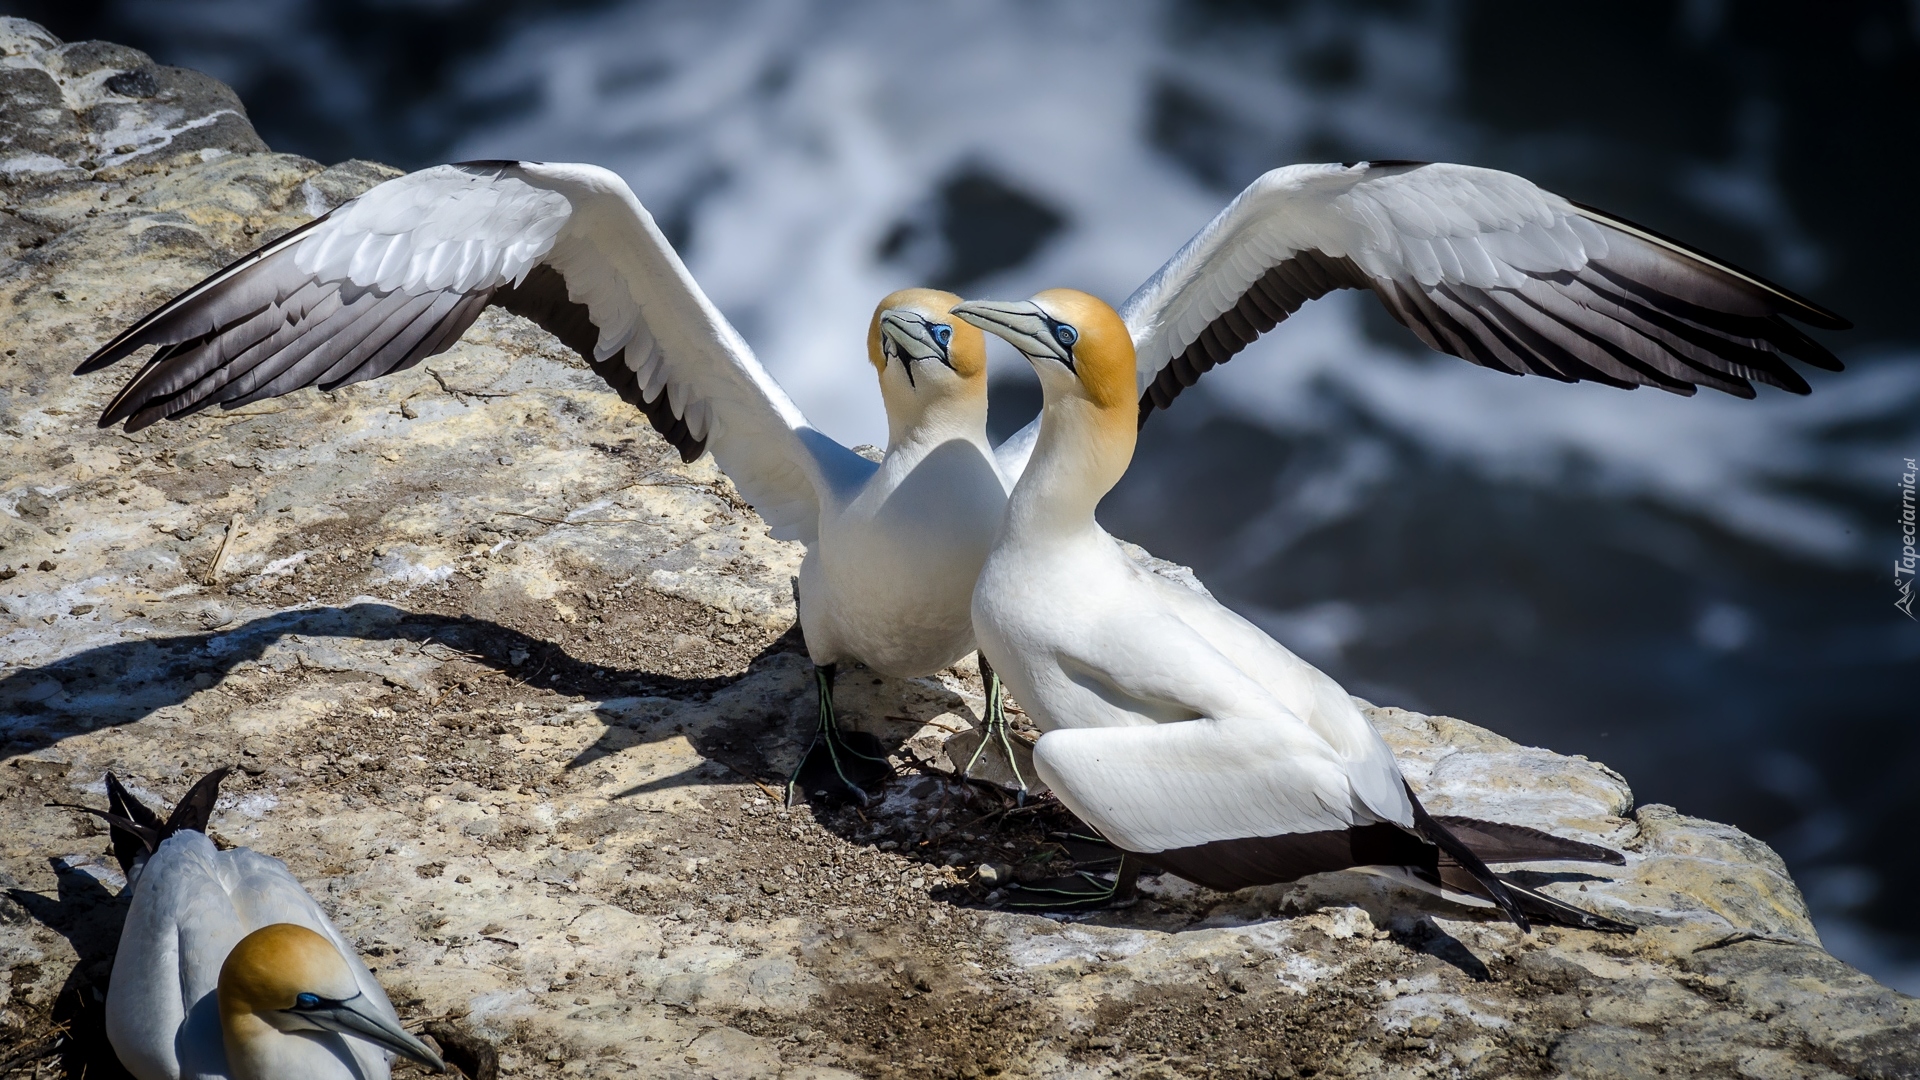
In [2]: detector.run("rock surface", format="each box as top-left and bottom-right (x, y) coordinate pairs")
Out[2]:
(1, 18), (1916, 1080)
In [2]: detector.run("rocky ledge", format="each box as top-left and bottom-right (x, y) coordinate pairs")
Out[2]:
(1, 18), (1916, 1080)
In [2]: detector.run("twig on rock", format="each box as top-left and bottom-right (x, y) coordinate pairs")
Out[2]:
(710, 757), (782, 803)
(205, 513), (242, 585)
(426, 367), (512, 401)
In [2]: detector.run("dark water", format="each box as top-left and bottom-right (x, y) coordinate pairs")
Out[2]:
(11, 0), (1918, 985)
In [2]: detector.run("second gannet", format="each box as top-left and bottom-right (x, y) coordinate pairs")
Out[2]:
(74, 161), (1019, 802)
(954, 291), (1631, 929)
(56, 769), (445, 1079)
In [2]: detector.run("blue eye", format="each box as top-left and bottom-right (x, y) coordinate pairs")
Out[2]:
(295, 993), (321, 1009)
(931, 324), (953, 347)
(1053, 323), (1078, 347)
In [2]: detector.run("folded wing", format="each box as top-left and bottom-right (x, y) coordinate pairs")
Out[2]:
(1033, 713), (1367, 857)
(79, 160), (870, 543)
(1120, 160), (1849, 426)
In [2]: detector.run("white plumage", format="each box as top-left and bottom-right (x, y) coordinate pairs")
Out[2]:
(956, 290), (1632, 929)
(109, 832), (410, 1080)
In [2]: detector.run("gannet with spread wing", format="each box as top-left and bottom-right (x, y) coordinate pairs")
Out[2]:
(956, 290), (1638, 927)
(56, 770), (445, 1079)
(75, 162), (1013, 802)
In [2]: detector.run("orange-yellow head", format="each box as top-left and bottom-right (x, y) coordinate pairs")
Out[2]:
(867, 287), (988, 383)
(218, 923), (444, 1076)
(866, 288), (990, 447)
(951, 288), (1136, 445)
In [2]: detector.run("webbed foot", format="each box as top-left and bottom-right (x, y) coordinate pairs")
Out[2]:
(960, 656), (1030, 800)
(786, 663), (892, 806)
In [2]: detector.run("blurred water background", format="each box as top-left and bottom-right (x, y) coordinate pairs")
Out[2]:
(12, 0), (1918, 987)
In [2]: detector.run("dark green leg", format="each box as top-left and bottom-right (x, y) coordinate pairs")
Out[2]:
(961, 655), (1029, 799)
(1004, 854), (1140, 909)
(786, 663), (891, 806)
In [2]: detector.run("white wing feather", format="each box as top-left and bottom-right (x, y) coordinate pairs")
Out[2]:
(1035, 715), (1362, 854)
(1120, 162), (1590, 392)
(1028, 593), (1410, 853)
(96, 161), (872, 544)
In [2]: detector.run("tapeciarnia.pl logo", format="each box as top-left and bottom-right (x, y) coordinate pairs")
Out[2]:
(1898, 456), (1917, 619)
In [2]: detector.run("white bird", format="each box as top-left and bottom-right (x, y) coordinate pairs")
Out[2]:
(56, 769), (445, 1080)
(955, 288), (1636, 928)
(76, 161), (1015, 803)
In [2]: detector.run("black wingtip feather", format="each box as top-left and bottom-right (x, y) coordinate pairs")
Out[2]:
(164, 767), (230, 835)
(1568, 200), (1851, 331)
(76, 214), (335, 378)
(1433, 816), (1626, 866)
(56, 768), (227, 876)
(1409, 789), (1531, 932)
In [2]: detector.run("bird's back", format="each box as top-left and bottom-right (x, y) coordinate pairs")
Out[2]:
(1139, 570), (1410, 823)
(107, 833), (395, 1080)
(109, 832), (242, 1080)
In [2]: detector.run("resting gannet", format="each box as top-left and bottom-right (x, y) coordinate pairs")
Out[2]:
(75, 161), (1017, 803)
(954, 290), (1634, 929)
(56, 769), (445, 1079)
(991, 160), (1846, 476)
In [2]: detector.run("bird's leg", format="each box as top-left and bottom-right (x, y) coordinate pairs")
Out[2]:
(1005, 854), (1140, 910)
(960, 655), (1029, 800)
(786, 663), (891, 806)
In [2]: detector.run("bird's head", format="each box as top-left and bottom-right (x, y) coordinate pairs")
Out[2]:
(867, 287), (989, 445)
(218, 923), (445, 1073)
(952, 289), (1135, 442)
(869, 287), (986, 385)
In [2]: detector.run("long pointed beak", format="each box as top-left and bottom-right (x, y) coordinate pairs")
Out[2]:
(878, 310), (955, 376)
(304, 995), (447, 1072)
(950, 300), (1072, 369)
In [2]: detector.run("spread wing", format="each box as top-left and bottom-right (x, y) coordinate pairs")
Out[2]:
(1121, 161), (1848, 425)
(78, 160), (872, 543)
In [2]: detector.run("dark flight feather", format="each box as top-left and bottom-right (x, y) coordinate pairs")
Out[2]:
(1136, 184), (1847, 427)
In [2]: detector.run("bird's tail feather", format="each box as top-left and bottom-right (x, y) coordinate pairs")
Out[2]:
(1436, 815), (1625, 866)
(1407, 788), (1531, 932)
(1434, 865), (1637, 933)
(50, 767), (232, 875)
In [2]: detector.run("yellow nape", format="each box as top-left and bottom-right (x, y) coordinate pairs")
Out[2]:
(218, 923), (358, 1018)
(866, 287), (987, 380)
(1032, 288), (1135, 413)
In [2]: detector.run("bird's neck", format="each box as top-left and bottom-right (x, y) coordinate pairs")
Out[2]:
(882, 382), (990, 458)
(1005, 397), (1135, 540)
(218, 1005), (287, 1080)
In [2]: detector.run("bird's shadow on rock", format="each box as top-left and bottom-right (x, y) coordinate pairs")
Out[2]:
(2, 858), (136, 1079)
(0, 598), (985, 838)
(0, 601), (808, 770)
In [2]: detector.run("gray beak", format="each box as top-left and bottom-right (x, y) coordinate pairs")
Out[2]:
(950, 299), (1073, 370)
(878, 309), (955, 387)
(298, 994), (447, 1072)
